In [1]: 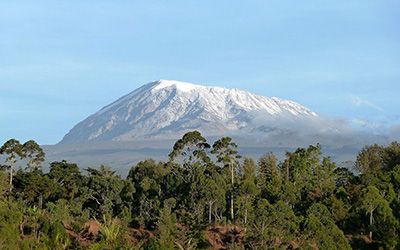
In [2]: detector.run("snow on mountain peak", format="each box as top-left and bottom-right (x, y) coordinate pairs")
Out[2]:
(153, 80), (198, 92)
(60, 80), (318, 144)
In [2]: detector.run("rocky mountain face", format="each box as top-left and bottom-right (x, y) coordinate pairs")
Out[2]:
(60, 80), (318, 144)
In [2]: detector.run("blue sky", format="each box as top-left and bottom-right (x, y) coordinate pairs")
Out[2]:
(0, 0), (399, 144)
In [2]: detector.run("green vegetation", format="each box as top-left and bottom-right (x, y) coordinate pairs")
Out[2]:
(1, 133), (400, 249)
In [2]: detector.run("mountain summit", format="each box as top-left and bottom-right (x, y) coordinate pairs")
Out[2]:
(60, 80), (318, 144)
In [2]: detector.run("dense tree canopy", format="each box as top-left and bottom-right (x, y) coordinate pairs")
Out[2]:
(1, 132), (400, 249)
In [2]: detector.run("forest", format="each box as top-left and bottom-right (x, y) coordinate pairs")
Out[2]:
(1, 131), (400, 249)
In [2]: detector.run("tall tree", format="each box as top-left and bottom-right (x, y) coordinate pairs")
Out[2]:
(356, 144), (384, 175)
(280, 145), (330, 211)
(304, 203), (351, 249)
(168, 130), (211, 167)
(0, 167), (11, 197)
(21, 140), (45, 172)
(84, 166), (124, 219)
(211, 137), (241, 222)
(0, 139), (23, 192)
(203, 164), (226, 224)
(257, 153), (282, 202)
(13, 169), (52, 208)
(157, 198), (177, 250)
(47, 160), (84, 201)
(169, 131), (213, 231)
(308, 157), (336, 202)
(237, 158), (258, 227)
(361, 186), (392, 240)
(128, 159), (167, 228)
(249, 199), (300, 248)
(361, 185), (390, 241)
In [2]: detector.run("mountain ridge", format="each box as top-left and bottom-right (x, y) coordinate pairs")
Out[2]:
(60, 80), (318, 144)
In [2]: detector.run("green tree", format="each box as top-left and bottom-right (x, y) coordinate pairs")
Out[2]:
(13, 168), (53, 208)
(203, 164), (226, 224)
(0, 198), (23, 249)
(212, 137), (241, 222)
(237, 158), (258, 227)
(168, 131), (211, 212)
(0, 168), (11, 197)
(21, 140), (45, 172)
(0, 139), (23, 192)
(280, 145), (336, 213)
(249, 199), (300, 248)
(361, 185), (391, 241)
(48, 160), (85, 201)
(257, 153), (281, 203)
(392, 165), (400, 203)
(168, 130), (211, 166)
(303, 203), (351, 250)
(157, 198), (177, 250)
(308, 157), (336, 202)
(356, 144), (384, 174)
(168, 132), (217, 238)
(128, 159), (167, 228)
(328, 193), (350, 226)
(85, 166), (124, 219)
(334, 167), (355, 188)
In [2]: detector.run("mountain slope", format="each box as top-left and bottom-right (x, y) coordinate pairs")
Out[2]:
(60, 80), (318, 144)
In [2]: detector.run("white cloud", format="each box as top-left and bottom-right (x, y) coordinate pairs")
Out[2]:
(228, 110), (390, 149)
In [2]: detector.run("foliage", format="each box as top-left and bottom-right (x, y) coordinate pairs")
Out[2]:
(1, 134), (400, 249)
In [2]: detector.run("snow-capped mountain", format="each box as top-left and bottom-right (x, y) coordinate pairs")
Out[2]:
(60, 80), (319, 144)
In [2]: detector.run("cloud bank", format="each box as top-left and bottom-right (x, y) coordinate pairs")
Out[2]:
(229, 110), (394, 149)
